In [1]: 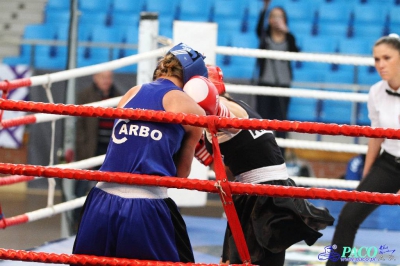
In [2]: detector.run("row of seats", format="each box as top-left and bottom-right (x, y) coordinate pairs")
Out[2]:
(291, 21), (392, 44)
(288, 89), (370, 125)
(281, 1), (400, 24)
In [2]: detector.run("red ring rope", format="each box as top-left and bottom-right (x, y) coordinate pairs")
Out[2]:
(1, 98), (400, 139)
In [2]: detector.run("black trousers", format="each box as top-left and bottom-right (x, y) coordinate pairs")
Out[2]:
(327, 151), (400, 266)
(256, 82), (290, 137)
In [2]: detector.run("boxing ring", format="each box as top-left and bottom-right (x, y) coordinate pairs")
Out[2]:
(1, 21), (400, 265)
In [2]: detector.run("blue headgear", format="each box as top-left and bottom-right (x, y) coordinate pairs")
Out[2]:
(168, 42), (208, 85)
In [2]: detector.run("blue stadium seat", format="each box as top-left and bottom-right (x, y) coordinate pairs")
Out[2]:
(55, 23), (70, 41)
(268, 0), (291, 9)
(2, 56), (30, 66)
(301, 36), (338, 53)
(246, 0), (263, 21)
(362, 0), (395, 4)
(113, 0), (145, 13)
(217, 30), (232, 47)
(300, 36), (339, 71)
(78, 0), (112, 12)
(110, 12), (139, 28)
(357, 98), (370, 126)
(317, 21), (349, 39)
(77, 26), (123, 68)
(2, 43), (35, 67)
(287, 89), (320, 122)
(178, 0), (212, 22)
(292, 68), (325, 83)
(79, 11), (109, 27)
(23, 24), (58, 40)
(317, 2), (353, 24)
(352, 4), (389, 26)
(301, 62), (334, 73)
(158, 15), (174, 38)
(215, 18), (243, 36)
(389, 22), (400, 34)
(218, 56), (256, 80)
(357, 66), (381, 86)
(212, 0), (246, 24)
(77, 46), (111, 67)
(231, 32), (258, 49)
(323, 71), (355, 84)
(45, 0), (70, 11)
(283, 1), (317, 23)
(389, 6), (400, 25)
(44, 10), (70, 25)
(388, 7), (400, 32)
(112, 48), (137, 73)
(119, 27), (139, 45)
(320, 89), (353, 125)
(351, 23), (385, 40)
(34, 45), (67, 69)
(338, 38), (372, 56)
(289, 21), (313, 37)
(90, 26), (124, 43)
(145, 0), (179, 18)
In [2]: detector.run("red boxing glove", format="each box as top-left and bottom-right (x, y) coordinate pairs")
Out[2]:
(217, 101), (230, 117)
(194, 135), (213, 166)
(207, 65), (226, 95)
(183, 76), (219, 115)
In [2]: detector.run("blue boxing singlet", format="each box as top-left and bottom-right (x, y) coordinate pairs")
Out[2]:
(99, 79), (185, 177)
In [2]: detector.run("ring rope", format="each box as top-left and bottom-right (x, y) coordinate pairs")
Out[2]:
(0, 177), (355, 230)
(215, 46), (374, 66)
(208, 117), (251, 262)
(0, 158), (361, 190)
(0, 47), (374, 93)
(0, 163), (399, 206)
(0, 97), (121, 130)
(0, 248), (241, 266)
(226, 84), (368, 101)
(0, 48), (169, 91)
(0, 99), (399, 140)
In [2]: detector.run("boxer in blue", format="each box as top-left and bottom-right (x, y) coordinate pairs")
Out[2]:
(72, 43), (207, 263)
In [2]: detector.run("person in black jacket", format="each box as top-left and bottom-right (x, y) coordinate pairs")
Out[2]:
(255, 3), (299, 157)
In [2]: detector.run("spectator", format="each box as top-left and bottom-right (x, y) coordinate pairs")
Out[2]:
(63, 70), (123, 235)
(327, 34), (400, 266)
(75, 70), (123, 163)
(255, 2), (299, 157)
(72, 43), (207, 263)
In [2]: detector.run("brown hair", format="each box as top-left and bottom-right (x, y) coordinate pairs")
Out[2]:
(374, 33), (400, 53)
(153, 53), (183, 81)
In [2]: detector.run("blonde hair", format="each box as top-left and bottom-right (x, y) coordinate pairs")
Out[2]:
(153, 53), (183, 81)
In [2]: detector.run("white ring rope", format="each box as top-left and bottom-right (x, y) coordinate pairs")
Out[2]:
(215, 46), (375, 66)
(277, 138), (367, 154)
(29, 47), (169, 87)
(27, 196), (86, 223)
(226, 84), (368, 102)
(34, 97), (122, 124)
